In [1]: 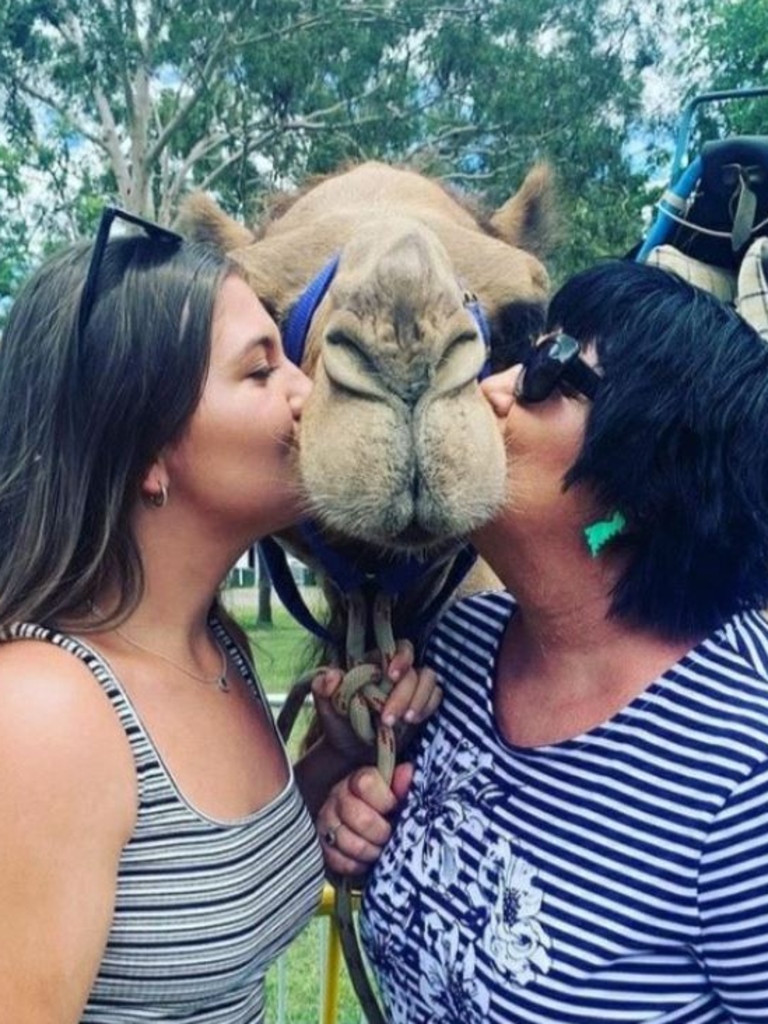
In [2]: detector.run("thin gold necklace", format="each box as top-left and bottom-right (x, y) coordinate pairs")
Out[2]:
(113, 623), (230, 693)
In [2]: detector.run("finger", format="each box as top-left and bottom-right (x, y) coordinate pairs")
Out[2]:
(391, 761), (414, 802)
(422, 684), (443, 721)
(319, 788), (392, 849)
(379, 668), (419, 727)
(402, 668), (440, 724)
(318, 769), (396, 830)
(380, 665), (439, 726)
(323, 844), (377, 877)
(318, 764), (412, 874)
(336, 803), (391, 850)
(349, 765), (400, 816)
(387, 638), (415, 682)
(320, 818), (390, 864)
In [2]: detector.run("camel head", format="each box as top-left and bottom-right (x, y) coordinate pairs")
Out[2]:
(297, 215), (506, 550)
(179, 162), (555, 562)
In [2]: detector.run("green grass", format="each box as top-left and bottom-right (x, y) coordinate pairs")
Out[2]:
(224, 594), (324, 693)
(264, 916), (367, 1024)
(224, 591), (369, 1023)
(227, 598), (322, 756)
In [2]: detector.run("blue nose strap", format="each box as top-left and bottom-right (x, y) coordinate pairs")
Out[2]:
(282, 256), (340, 366)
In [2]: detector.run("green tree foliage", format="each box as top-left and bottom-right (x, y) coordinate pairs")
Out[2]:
(0, 0), (668, 306)
(686, 0), (768, 94)
(0, 142), (31, 298)
(676, 0), (768, 151)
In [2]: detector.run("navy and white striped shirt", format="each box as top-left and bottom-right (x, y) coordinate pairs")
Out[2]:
(361, 591), (768, 1023)
(7, 621), (324, 1023)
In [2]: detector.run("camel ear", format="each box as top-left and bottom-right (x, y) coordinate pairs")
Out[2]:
(175, 193), (255, 251)
(230, 233), (335, 319)
(175, 193), (327, 318)
(490, 163), (559, 260)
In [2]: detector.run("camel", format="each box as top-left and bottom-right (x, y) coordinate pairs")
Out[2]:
(180, 161), (556, 1024)
(180, 161), (555, 659)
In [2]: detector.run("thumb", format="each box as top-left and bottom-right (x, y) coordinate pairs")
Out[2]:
(391, 762), (414, 802)
(311, 669), (344, 726)
(311, 667), (343, 701)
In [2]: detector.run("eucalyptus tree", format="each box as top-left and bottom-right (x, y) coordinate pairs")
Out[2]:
(1, 0), (666, 295)
(0, 0), (417, 224)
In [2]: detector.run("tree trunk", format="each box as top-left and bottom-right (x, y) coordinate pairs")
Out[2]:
(256, 545), (273, 626)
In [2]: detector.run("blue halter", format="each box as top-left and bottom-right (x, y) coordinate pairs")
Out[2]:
(283, 254), (493, 373)
(283, 255), (341, 365)
(262, 256), (490, 645)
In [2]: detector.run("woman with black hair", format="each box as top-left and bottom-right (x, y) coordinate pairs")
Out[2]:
(320, 260), (768, 1022)
(0, 210), (438, 1022)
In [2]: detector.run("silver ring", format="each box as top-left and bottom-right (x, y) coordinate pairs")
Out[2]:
(323, 824), (340, 847)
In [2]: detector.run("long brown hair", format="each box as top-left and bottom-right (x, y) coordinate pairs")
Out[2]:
(0, 236), (234, 628)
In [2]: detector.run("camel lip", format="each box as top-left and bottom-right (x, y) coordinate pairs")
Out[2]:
(390, 523), (439, 547)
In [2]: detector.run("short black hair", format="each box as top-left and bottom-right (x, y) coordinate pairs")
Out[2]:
(550, 259), (768, 638)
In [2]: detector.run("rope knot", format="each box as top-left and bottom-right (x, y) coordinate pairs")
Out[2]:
(332, 663), (396, 783)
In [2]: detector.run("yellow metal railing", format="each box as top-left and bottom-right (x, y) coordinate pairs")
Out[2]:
(318, 884), (343, 1024)
(316, 882), (363, 1024)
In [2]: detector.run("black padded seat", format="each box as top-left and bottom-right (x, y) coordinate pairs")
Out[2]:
(670, 137), (768, 269)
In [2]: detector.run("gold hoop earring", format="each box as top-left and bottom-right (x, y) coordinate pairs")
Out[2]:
(146, 482), (168, 508)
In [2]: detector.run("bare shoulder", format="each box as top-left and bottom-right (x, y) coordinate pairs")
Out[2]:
(0, 638), (136, 838)
(0, 638), (137, 1014)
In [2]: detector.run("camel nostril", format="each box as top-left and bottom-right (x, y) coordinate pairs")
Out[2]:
(399, 368), (431, 406)
(403, 383), (424, 405)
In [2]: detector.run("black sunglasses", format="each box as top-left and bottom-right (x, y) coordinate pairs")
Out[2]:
(515, 332), (602, 404)
(78, 206), (183, 338)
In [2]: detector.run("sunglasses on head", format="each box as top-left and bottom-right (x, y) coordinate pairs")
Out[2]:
(515, 332), (602, 404)
(78, 206), (183, 339)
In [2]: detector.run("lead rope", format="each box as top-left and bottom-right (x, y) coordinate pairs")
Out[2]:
(277, 591), (397, 1024)
(329, 592), (395, 1024)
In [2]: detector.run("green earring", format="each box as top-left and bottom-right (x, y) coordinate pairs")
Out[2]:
(583, 510), (627, 557)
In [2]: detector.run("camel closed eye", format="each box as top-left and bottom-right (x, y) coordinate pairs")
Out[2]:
(431, 331), (487, 395)
(323, 331), (389, 399)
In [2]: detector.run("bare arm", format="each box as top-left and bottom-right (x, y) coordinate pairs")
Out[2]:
(0, 643), (136, 1022)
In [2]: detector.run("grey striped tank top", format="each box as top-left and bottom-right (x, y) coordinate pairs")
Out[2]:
(6, 620), (324, 1023)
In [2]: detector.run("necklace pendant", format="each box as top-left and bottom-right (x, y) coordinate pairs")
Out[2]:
(217, 675), (230, 693)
